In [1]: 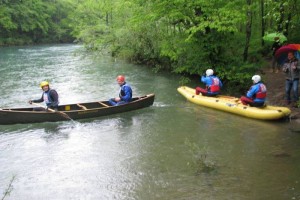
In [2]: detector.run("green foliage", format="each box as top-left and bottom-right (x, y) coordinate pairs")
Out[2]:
(263, 0), (298, 34)
(179, 76), (191, 86)
(3, 0), (300, 93)
(217, 64), (260, 95)
(0, 7), (17, 30)
(0, 0), (75, 45)
(0, 36), (33, 46)
(67, 0), (287, 92)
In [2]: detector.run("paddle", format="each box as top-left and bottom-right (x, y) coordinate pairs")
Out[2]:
(31, 102), (72, 120)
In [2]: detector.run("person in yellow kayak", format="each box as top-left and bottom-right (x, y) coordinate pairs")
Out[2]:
(240, 75), (267, 107)
(195, 69), (222, 96)
(28, 81), (59, 111)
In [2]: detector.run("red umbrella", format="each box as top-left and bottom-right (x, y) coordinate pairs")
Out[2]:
(275, 44), (300, 64)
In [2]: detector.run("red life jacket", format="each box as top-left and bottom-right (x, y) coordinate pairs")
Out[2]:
(209, 77), (220, 93)
(256, 84), (267, 99)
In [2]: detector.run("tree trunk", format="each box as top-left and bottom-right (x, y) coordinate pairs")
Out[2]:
(106, 12), (109, 25)
(261, 0), (265, 46)
(284, 12), (292, 37)
(277, 3), (284, 32)
(243, 0), (252, 62)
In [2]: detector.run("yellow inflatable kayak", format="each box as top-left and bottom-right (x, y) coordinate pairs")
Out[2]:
(177, 86), (291, 120)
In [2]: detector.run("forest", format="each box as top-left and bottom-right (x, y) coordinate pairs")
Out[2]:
(1, 0), (300, 90)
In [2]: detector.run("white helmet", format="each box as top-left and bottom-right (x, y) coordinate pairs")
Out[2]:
(206, 69), (214, 76)
(252, 75), (261, 83)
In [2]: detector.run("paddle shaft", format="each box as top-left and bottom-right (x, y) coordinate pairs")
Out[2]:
(31, 102), (72, 120)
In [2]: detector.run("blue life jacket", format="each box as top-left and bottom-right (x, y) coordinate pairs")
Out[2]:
(119, 82), (132, 102)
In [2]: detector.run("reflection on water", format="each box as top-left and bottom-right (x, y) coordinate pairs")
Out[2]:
(0, 44), (300, 200)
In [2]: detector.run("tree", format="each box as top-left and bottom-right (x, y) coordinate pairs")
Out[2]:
(0, 0), (75, 45)
(243, 0), (253, 62)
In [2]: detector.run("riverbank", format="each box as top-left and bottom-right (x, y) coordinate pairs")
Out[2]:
(262, 66), (300, 121)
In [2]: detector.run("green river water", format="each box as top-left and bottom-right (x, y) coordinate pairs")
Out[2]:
(0, 44), (300, 200)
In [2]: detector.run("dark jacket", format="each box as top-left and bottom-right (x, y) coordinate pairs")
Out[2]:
(32, 89), (59, 108)
(272, 41), (281, 56)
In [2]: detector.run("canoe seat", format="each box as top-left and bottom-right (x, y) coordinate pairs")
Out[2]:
(77, 104), (87, 110)
(98, 102), (109, 107)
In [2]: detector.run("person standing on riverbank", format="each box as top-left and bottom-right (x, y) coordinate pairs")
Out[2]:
(282, 51), (300, 106)
(240, 75), (267, 107)
(28, 81), (59, 111)
(109, 75), (132, 106)
(271, 37), (282, 73)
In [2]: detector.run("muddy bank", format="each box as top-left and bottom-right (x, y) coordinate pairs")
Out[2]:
(262, 67), (300, 121)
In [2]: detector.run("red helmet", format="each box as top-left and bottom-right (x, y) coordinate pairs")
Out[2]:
(116, 75), (125, 82)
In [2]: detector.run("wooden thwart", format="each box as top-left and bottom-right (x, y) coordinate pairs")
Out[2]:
(77, 104), (87, 110)
(98, 102), (109, 107)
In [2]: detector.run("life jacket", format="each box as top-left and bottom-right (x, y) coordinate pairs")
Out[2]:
(208, 77), (220, 93)
(255, 83), (267, 99)
(119, 83), (132, 101)
(43, 89), (57, 106)
(43, 90), (51, 105)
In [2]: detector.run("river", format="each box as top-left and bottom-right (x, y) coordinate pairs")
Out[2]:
(0, 44), (300, 200)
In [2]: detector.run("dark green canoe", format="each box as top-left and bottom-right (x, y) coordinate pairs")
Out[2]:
(0, 94), (155, 125)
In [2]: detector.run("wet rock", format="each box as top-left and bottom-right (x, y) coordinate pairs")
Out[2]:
(273, 151), (291, 157)
(271, 149), (291, 157)
(289, 128), (300, 133)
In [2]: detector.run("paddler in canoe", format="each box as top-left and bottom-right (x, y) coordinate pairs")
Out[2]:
(195, 69), (223, 96)
(108, 75), (133, 106)
(28, 81), (60, 111)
